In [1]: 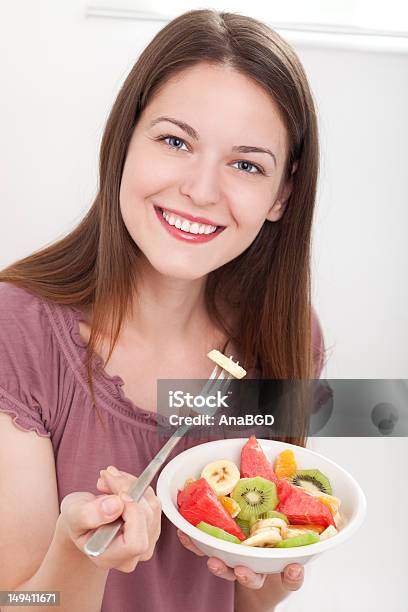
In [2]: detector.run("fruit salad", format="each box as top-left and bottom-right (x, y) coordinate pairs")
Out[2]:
(177, 436), (341, 548)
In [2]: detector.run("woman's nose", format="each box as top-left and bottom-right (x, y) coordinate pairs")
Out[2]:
(179, 157), (222, 208)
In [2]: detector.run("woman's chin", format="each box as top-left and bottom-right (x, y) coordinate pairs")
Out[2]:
(146, 258), (210, 282)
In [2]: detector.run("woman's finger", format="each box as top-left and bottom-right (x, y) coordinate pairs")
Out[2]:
(207, 557), (236, 582)
(99, 469), (158, 510)
(141, 485), (158, 505)
(233, 565), (266, 589)
(281, 563), (304, 591)
(99, 467), (135, 495)
(118, 496), (148, 548)
(97, 474), (140, 503)
(106, 467), (137, 480)
(176, 530), (206, 556)
(96, 477), (111, 494)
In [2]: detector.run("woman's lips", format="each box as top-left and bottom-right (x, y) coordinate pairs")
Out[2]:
(157, 205), (222, 227)
(154, 206), (226, 244)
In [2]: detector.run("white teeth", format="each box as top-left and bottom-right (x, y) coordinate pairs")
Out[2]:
(161, 209), (217, 235)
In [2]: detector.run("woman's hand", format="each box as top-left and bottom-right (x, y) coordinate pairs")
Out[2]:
(59, 465), (162, 573)
(177, 530), (304, 591)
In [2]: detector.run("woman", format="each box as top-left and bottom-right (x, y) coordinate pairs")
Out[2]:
(0, 9), (325, 612)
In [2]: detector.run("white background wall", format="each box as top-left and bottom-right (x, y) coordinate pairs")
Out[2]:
(1, 2), (407, 611)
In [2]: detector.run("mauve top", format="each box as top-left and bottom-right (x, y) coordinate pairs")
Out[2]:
(0, 282), (325, 612)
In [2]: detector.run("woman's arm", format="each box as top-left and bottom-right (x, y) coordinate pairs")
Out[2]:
(4, 516), (109, 612)
(0, 413), (109, 612)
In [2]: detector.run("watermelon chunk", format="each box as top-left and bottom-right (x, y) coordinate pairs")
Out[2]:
(177, 486), (190, 508)
(276, 480), (335, 528)
(177, 478), (246, 541)
(240, 435), (278, 484)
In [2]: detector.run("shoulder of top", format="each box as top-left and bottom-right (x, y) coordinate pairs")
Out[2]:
(0, 281), (45, 313)
(0, 282), (56, 350)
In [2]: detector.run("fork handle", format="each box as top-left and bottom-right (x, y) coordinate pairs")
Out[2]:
(83, 423), (190, 557)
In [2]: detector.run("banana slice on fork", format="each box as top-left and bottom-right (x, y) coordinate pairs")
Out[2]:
(207, 349), (247, 379)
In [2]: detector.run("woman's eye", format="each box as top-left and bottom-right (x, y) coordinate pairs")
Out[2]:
(232, 161), (264, 175)
(158, 135), (189, 151)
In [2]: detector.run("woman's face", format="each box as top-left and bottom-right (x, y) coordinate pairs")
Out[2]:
(120, 62), (293, 280)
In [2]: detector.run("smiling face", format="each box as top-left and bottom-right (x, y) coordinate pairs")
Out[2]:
(119, 62), (293, 280)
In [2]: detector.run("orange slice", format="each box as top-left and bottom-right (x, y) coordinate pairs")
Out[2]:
(218, 495), (240, 518)
(274, 449), (297, 479)
(317, 493), (341, 516)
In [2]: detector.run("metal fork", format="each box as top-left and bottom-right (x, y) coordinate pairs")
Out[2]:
(84, 363), (234, 557)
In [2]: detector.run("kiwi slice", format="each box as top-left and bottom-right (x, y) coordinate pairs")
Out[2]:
(231, 477), (278, 522)
(287, 469), (332, 495)
(262, 510), (289, 524)
(196, 521), (241, 544)
(276, 533), (319, 548)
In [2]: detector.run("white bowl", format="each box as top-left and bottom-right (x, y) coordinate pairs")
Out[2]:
(156, 438), (367, 574)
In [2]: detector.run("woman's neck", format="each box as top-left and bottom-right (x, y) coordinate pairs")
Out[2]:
(127, 269), (209, 349)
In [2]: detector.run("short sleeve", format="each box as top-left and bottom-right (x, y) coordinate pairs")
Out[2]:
(311, 308), (326, 379)
(0, 282), (57, 437)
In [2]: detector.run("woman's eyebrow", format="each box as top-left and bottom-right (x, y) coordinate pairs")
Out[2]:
(148, 115), (277, 167)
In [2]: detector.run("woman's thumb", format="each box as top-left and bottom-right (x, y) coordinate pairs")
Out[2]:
(61, 491), (124, 536)
(100, 495), (123, 518)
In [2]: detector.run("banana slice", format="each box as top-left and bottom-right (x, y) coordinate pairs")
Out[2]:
(242, 528), (282, 547)
(207, 350), (247, 379)
(250, 518), (288, 538)
(319, 525), (338, 541)
(285, 528), (310, 538)
(201, 459), (240, 496)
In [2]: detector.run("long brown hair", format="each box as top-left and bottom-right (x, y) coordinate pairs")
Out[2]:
(0, 9), (320, 445)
